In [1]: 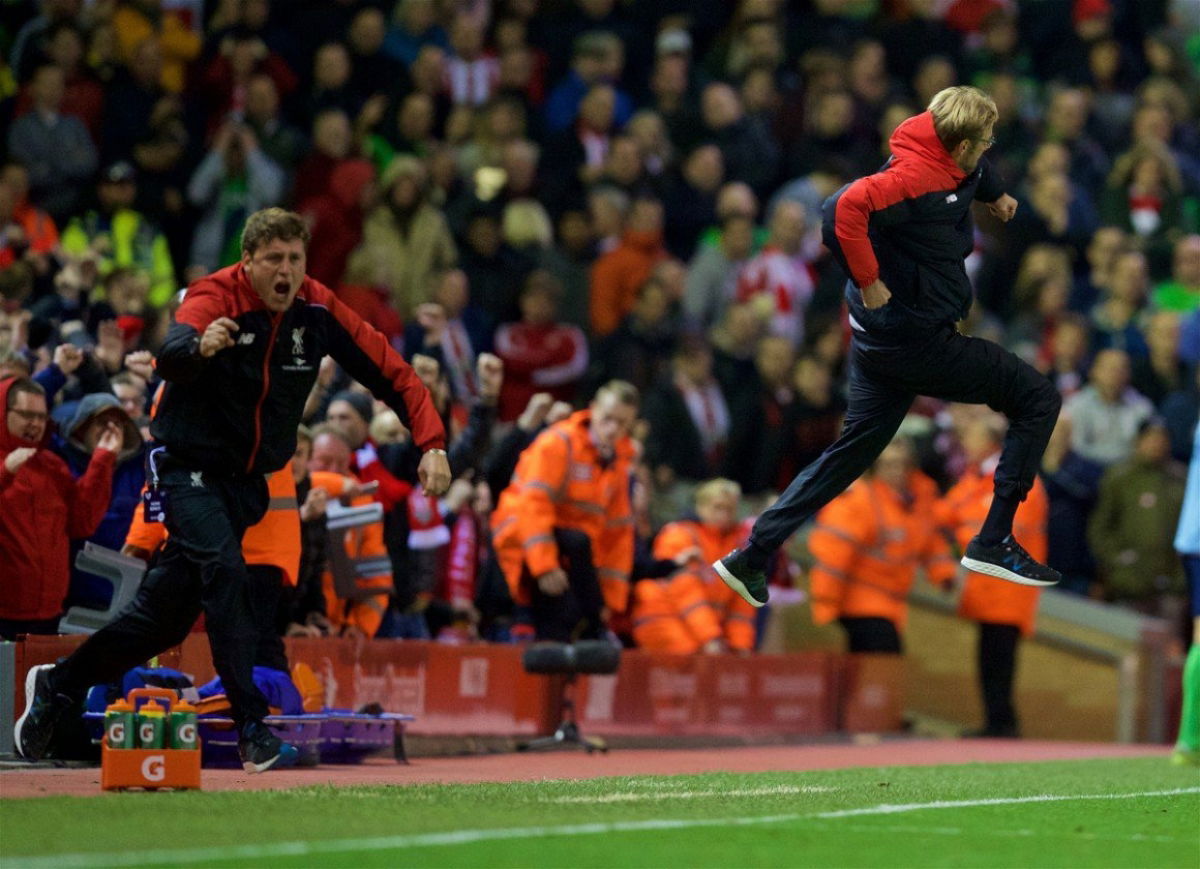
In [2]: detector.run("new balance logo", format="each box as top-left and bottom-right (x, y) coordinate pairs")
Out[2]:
(190, 471), (204, 487)
(945, 193), (958, 204)
(238, 333), (255, 345)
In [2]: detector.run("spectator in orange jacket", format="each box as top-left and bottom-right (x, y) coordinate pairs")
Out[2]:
(808, 436), (957, 653)
(937, 414), (1050, 738)
(634, 478), (760, 654)
(589, 197), (667, 337)
(0, 163), (58, 272)
(309, 426), (393, 639)
(491, 380), (638, 641)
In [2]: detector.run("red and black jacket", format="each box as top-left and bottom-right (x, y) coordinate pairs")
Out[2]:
(821, 111), (1006, 341)
(152, 264), (445, 476)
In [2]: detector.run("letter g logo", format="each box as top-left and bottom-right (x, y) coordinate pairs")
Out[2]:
(141, 755), (166, 782)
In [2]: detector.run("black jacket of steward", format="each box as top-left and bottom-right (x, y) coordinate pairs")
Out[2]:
(821, 110), (1006, 345)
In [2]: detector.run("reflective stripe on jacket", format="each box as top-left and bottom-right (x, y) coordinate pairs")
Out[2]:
(632, 519), (758, 652)
(123, 459), (302, 586)
(491, 410), (634, 612)
(809, 472), (955, 630)
(312, 470), (391, 638)
(936, 461), (1048, 635)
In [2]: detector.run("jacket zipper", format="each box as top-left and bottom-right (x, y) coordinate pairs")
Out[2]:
(247, 314), (282, 474)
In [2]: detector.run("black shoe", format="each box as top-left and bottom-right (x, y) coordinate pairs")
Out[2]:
(14, 664), (73, 761)
(713, 547), (769, 608)
(961, 535), (1060, 587)
(238, 720), (299, 773)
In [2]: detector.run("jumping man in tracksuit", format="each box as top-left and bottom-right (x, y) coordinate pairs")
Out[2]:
(715, 87), (1063, 606)
(15, 208), (451, 772)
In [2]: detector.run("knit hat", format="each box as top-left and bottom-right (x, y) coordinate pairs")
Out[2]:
(331, 390), (373, 424)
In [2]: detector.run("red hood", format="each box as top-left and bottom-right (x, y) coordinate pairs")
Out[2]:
(888, 111), (966, 184)
(0, 376), (51, 452)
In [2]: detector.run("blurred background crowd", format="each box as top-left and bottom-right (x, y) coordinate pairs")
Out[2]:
(0, 0), (1197, 658)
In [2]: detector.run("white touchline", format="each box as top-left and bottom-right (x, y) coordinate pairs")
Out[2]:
(7, 788), (1198, 869)
(1, 816), (808, 869)
(550, 785), (835, 803)
(811, 787), (1200, 818)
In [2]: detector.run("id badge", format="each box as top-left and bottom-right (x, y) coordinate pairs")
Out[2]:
(143, 488), (167, 524)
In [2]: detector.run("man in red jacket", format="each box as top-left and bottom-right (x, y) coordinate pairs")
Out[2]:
(14, 208), (450, 773)
(716, 87), (1062, 607)
(0, 376), (123, 638)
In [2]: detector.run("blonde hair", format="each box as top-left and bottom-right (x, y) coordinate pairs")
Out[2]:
(695, 477), (741, 506)
(927, 86), (998, 152)
(502, 199), (554, 249)
(594, 379), (640, 409)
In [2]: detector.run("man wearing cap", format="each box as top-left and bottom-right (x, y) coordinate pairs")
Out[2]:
(60, 161), (176, 307)
(325, 389), (413, 513)
(15, 207), (451, 773)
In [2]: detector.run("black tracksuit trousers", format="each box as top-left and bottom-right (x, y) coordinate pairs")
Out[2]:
(751, 324), (1062, 551)
(53, 457), (272, 729)
(524, 528), (606, 643)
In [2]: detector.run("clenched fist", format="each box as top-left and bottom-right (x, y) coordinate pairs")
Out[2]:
(418, 449), (451, 496)
(861, 279), (892, 310)
(199, 317), (240, 357)
(536, 567), (569, 596)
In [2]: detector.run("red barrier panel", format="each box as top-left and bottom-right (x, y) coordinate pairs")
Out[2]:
(10, 637), (887, 739)
(575, 651), (839, 737)
(282, 639), (555, 736)
(839, 654), (907, 733)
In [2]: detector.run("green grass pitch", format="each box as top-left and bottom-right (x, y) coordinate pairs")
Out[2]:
(1, 757), (1197, 867)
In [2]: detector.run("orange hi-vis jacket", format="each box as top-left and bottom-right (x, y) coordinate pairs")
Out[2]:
(123, 459), (301, 585)
(491, 410), (635, 612)
(633, 520), (758, 653)
(936, 456), (1048, 636)
(809, 471), (957, 631)
(311, 470), (392, 638)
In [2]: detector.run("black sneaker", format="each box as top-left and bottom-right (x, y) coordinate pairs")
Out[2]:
(238, 720), (299, 773)
(961, 535), (1061, 587)
(14, 664), (73, 761)
(713, 547), (770, 608)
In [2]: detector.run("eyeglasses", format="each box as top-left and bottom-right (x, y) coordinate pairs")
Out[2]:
(978, 136), (997, 148)
(7, 408), (47, 423)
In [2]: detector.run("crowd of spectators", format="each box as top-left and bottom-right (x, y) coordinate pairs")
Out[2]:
(1, 0), (1198, 651)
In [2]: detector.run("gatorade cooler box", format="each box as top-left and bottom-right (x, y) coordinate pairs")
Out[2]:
(100, 687), (201, 791)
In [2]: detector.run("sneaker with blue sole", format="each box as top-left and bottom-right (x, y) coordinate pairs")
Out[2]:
(238, 720), (300, 773)
(713, 547), (770, 608)
(960, 534), (1061, 587)
(14, 663), (74, 761)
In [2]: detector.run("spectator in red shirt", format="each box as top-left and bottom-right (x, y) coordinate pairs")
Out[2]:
(0, 376), (123, 639)
(494, 270), (588, 422)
